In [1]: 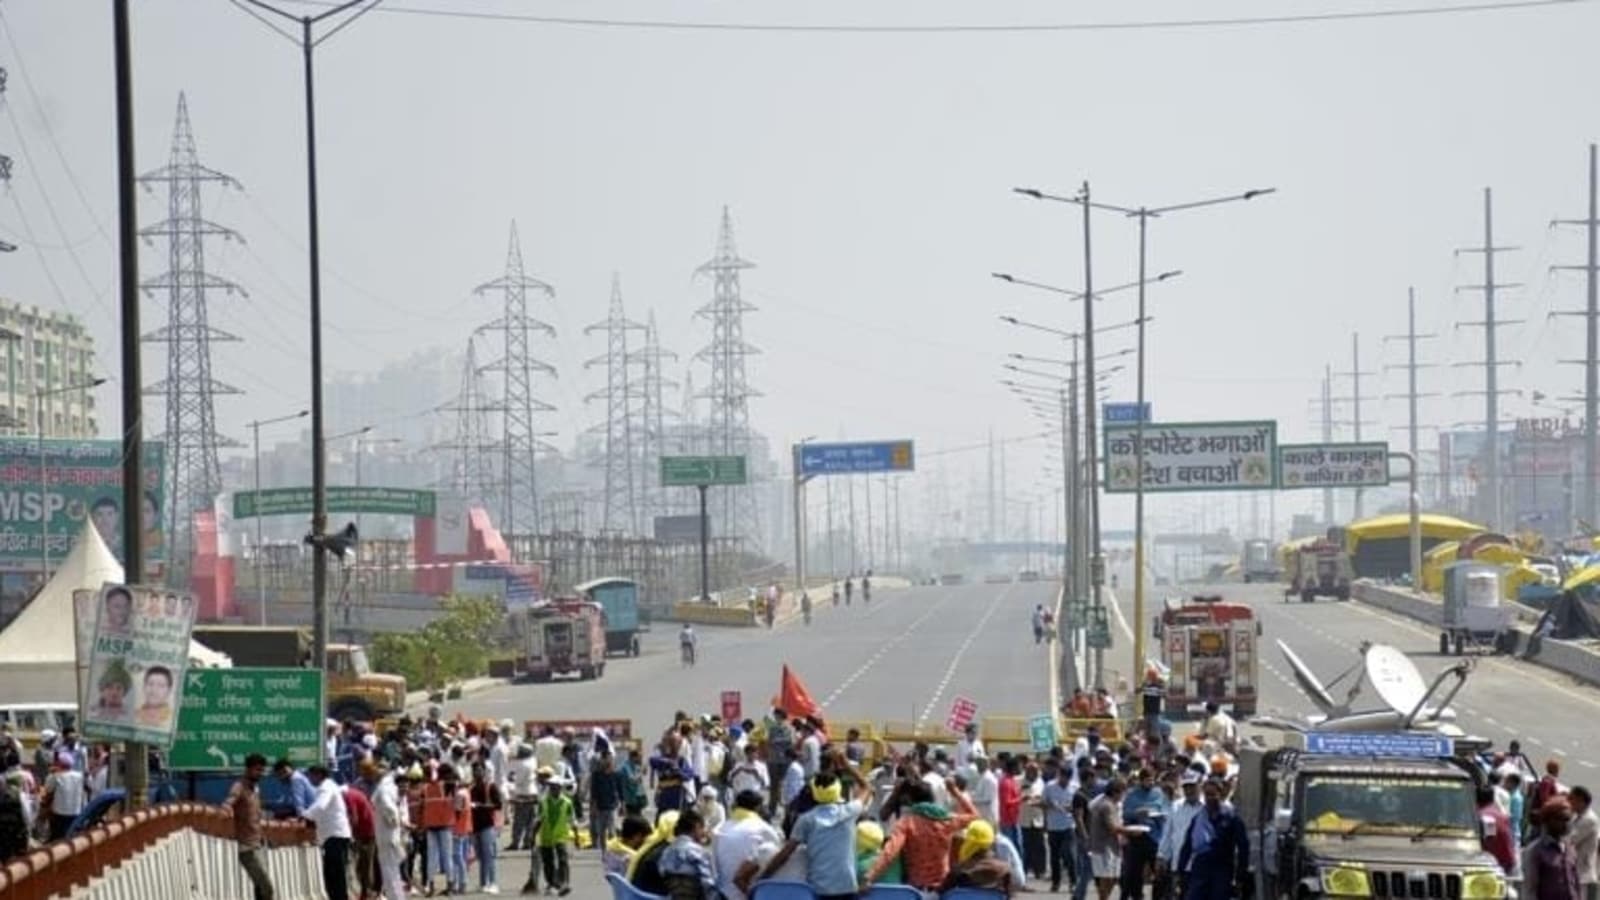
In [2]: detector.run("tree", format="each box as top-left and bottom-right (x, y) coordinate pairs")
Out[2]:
(370, 595), (504, 692)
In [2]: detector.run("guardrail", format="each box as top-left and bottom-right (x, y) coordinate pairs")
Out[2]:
(0, 802), (322, 900)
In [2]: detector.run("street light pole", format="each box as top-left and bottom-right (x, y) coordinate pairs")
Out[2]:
(791, 435), (817, 597)
(249, 409), (308, 624)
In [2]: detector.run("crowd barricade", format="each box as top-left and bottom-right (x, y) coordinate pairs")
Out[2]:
(1057, 716), (1127, 743)
(0, 801), (321, 900)
(671, 602), (758, 627)
(879, 721), (959, 744)
(979, 716), (1032, 746)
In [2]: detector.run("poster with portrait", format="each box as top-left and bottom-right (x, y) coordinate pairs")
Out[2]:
(82, 583), (197, 747)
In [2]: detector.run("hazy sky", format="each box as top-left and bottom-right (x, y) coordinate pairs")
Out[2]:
(3, 0), (1599, 533)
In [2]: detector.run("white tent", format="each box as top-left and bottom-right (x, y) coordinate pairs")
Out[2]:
(0, 521), (230, 705)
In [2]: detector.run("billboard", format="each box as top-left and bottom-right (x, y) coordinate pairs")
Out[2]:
(1277, 442), (1391, 490)
(0, 439), (165, 568)
(1103, 421), (1277, 493)
(81, 583), (198, 748)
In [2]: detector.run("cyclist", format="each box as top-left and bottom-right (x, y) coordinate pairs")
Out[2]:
(801, 592), (813, 625)
(679, 623), (697, 667)
(844, 577), (854, 606)
(862, 571), (872, 603)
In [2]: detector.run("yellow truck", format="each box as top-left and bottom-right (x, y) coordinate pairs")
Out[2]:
(190, 625), (407, 723)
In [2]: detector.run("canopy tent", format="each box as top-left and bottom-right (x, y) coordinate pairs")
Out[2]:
(1344, 513), (1488, 579)
(1536, 591), (1600, 640)
(0, 521), (230, 705)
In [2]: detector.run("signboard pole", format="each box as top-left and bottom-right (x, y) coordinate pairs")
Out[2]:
(1390, 450), (1423, 589)
(792, 443), (806, 599)
(698, 484), (710, 602)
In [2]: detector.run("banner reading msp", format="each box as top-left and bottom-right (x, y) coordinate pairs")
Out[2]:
(0, 439), (165, 567)
(1104, 421), (1277, 493)
(82, 583), (197, 747)
(1277, 442), (1390, 490)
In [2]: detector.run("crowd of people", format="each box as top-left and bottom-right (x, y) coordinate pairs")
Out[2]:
(1472, 747), (1598, 900)
(0, 722), (123, 857)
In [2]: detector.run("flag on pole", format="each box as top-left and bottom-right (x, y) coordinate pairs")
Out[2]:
(775, 664), (826, 739)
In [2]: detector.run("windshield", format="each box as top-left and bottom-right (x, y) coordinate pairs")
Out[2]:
(348, 646), (372, 676)
(1302, 776), (1476, 836)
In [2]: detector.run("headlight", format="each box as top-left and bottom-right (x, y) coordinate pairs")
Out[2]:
(1320, 867), (1372, 897)
(1461, 871), (1506, 900)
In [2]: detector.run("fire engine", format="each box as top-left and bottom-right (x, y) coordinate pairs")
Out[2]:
(1154, 595), (1261, 718)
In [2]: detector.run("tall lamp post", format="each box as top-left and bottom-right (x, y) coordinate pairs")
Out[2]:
(1015, 183), (1274, 687)
(249, 408), (308, 624)
(37, 377), (108, 576)
(236, 0), (382, 673)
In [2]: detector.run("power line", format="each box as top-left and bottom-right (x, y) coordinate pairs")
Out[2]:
(283, 0), (1591, 34)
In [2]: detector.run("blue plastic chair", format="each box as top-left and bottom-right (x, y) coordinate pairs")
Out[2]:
(943, 888), (1008, 900)
(864, 885), (924, 900)
(751, 880), (821, 900)
(606, 872), (667, 900)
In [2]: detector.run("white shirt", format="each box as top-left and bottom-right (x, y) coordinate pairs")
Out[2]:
(307, 778), (353, 844)
(922, 771), (951, 810)
(995, 833), (1026, 880)
(513, 757), (539, 799)
(1021, 777), (1046, 829)
(46, 769), (85, 817)
(698, 798), (727, 831)
(969, 770), (1000, 825)
(956, 737), (986, 770)
(489, 740), (510, 789)
(372, 773), (406, 854)
(713, 814), (785, 900)
(534, 736), (565, 771)
(782, 761), (807, 807)
(800, 734), (822, 778)
(728, 759), (770, 798)
(1572, 807), (1599, 886)
(1203, 711), (1237, 743)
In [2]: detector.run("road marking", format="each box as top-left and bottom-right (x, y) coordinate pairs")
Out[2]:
(917, 583), (1013, 726)
(819, 587), (961, 709)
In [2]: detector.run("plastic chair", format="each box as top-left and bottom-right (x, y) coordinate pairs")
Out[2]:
(751, 879), (821, 900)
(607, 872), (668, 900)
(943, 888), (1008, 900)
(864, 885), (925, 900)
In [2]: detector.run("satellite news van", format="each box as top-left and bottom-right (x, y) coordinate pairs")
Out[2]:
(1238, 643), (1506, 900)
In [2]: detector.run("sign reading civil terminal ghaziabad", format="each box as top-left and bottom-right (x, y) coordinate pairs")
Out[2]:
(1277, 442), (1391, 490)
(0, 438), (166, 567)
(1103, 421), (1277, 493)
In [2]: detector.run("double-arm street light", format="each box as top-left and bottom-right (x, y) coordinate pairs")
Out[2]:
(1015, 183), (1275, 684)
(249, 409), (309, 624)
(38, 377), (108, 575)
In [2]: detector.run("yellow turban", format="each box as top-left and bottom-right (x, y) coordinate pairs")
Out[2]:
(856, 820), (885, 854)
(811, 777), (843, 805)
(958, 820), (996, 863)
(627, 811), (681, 880)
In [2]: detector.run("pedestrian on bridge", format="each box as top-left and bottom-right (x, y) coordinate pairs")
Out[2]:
(225, 753), (275, 900)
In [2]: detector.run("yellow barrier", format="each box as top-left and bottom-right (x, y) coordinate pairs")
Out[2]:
(828, 719), (880, 742)
(980, 716), (1032, 745)
(1058, 717), (1128, 743)
(672, 602), (758, 626)
(881, 720), (959, 744)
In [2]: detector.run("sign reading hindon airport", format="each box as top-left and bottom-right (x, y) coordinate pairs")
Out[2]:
(1104, 421), (1277, 493)
(1277, 442), (1391, 490)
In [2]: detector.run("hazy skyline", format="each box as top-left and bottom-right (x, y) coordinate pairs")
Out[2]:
(3, 0), (1599, 533)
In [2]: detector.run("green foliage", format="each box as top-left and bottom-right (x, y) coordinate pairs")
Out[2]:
(369, 595), (504, 692)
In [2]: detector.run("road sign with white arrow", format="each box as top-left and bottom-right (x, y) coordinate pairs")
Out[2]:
(797, 440), (915, 478)
(169, 668), (324, 771)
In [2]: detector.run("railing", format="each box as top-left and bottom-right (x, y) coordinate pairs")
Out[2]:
(0, 802), (324, 900)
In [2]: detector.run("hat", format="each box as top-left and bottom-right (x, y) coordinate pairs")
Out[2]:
(699, 785), (719, 800)
(1180, 771), (1202, 786)
(958, 820), (997, 863)
(536, 766), (556, 780)
(856, 821), (886, 854)
(406, 764), (424, 781)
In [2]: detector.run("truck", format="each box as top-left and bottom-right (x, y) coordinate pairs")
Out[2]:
(1286, 538), (1352, 602)
(1241, 539), (1280, 583)
(189, 625), (408, 723)
(522, 601), (607, 682)
(573, 577), (643, 657)
(1153, 595), (1260, 717)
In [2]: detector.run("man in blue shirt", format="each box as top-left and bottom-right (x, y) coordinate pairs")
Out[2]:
(761, 772), (870, 900)
(1122, 768), (1171, 900)
(1042, 764), (1077, 892)
(264, 758), (317, 820)
(1177, 778), (1249, 900)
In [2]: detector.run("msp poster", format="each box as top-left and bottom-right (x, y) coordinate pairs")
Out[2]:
(82, 583), (197, 747)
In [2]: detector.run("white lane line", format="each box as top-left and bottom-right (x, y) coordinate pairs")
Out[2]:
(917, 584), (1013, 726)
(819, 588), (960, 709)
(1579, 760), (1599, 769)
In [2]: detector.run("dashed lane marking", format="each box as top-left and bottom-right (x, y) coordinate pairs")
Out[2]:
(917, 583), (1016, 726)
(819, 586), (965, 709)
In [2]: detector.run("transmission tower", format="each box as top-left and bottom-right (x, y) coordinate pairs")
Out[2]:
(584, 274), (645, 534)
(693, 207), (763, 546)
(434, 336), (502, 508)
(474, 221), (557, 537)
(138, 93), (243, 580)
(633, 309), (679, 528)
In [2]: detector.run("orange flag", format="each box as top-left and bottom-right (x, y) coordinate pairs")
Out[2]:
(777, 664), (826, 737)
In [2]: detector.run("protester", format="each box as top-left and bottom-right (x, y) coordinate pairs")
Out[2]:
(1523, 798), (1583, 900)
(940, 819), (1015, 896)
(371, 759), (409, 900)
(1567, 786), (1598, 900)
(658, 808), (717, 900)
(468, 760), (503, 894)
(341, 777), (377, 900)
(305, 765), (353, 900)
(41, 752), (85, 842)
(763, 772), (871, 899)
(535, 766), (575, 896)
(1176, 779), (1250, 900)
(226, 753), (275, 900)
(863, 777), (979, 891)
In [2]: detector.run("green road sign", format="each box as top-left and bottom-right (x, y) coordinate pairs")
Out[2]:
(233, 486), (437, 519)
(1086, 607), (1112, 649)
(1028, 714), (1058, 752)
(659, 455), (748, 487)
(169, 668), (324, 771)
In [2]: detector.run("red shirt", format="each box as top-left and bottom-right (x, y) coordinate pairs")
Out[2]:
(998, 774), (1022, 828)
(343, 786), (376, 842)
(1478, 803), (1515, 874)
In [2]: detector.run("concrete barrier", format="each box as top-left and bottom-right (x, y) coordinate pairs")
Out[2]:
(1353, 580), (1600, 689)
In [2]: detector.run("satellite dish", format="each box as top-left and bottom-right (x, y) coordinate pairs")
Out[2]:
(1277, 640), (1338, 715)
(1365, 644), (1428, 718)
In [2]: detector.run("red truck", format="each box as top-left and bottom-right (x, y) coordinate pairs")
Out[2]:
(521, 600), (608, 682)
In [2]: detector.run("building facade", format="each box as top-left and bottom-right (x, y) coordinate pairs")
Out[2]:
(0, 298), (98, 437)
